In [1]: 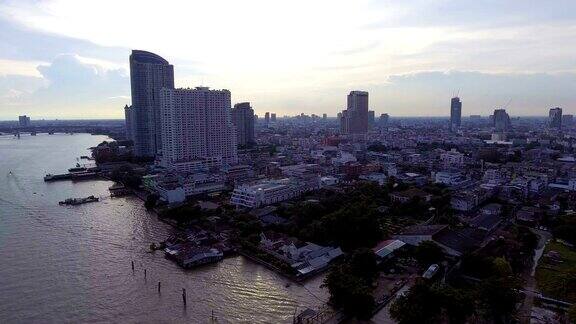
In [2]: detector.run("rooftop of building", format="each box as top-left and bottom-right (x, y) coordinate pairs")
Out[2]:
(397, 224), (447, 236)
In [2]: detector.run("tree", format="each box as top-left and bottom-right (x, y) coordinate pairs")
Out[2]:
(390, 281), (474, 324)
(144, 194), (159, 210)
(477, 276), (520, 323)
(323, 249), (379, 320)
(413, 241), (445, 267)
(309, 202), (382, 250)
(567, 304), (576, 324)
(492, 257), (513, 277)
(232, 214), (262, 245)
(390, 281), (442, 324)
(437, 285), (474, 324)
(349, 248), (379, 282)
(324, 265), (375, 319)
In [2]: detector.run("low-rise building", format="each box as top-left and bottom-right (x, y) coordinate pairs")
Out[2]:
(394, 225), (483, 256)
(359, 172), (388, 185)
(372, 239), (406, 262)
(391, 188), (433, 204)
(434, 171), (469, 187)
(451, 187), (492, 212)
(440, 149), (464, 168)
(260, 231), (343, 277)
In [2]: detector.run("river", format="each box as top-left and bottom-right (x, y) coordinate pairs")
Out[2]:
(0, 133), (327, 323)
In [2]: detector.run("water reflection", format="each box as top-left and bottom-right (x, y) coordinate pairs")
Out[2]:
(0, 134), (327, 323)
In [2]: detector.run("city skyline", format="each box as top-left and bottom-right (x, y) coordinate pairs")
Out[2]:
(1, 0), (576, 120)
(3, 2), (576, 323)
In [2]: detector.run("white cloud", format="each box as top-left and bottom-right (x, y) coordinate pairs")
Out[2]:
(0, 0), (575, 118)
(0, 54), (129, 119)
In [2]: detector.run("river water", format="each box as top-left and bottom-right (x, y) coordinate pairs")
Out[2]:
(0, 133), (327, 323)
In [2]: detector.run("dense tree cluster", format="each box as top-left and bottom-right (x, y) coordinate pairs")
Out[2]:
(231, 213), (263, 245)
(551, 214), (576, 245)
(110, 165), (142, 189)
(412, 241), (445, 267)
(391, 258), (521, 324)
(323, 249), (379, 320)
(460, 225), (537, 277)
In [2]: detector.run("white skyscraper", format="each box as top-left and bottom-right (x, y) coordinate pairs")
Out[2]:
(160, 87), (238, 172)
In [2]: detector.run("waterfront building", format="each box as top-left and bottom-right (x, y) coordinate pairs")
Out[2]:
(549, 107), (562, 130)
(450, 97), (462, 131)
(18, 115), (31, 127)
(124, 104), (134, 141)
(231, 102), (255, 147)
(129, 50), (174, 157)
(159, 87), (238, 171)
(339, 91), (372, 134)
(259, 231), (343, 277)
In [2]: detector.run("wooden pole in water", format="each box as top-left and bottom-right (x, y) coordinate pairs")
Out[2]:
(131, 261), (134, 273)
(182, 288), (187, 306)
(158, 281), (161, 293)
(144, 269), (147, 280)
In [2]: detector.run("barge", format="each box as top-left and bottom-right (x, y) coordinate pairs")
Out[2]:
(59, 195), (99, 206)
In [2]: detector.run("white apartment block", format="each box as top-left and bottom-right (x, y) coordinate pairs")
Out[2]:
(160, 87), (238, 169)
(231, 179), (297, 208)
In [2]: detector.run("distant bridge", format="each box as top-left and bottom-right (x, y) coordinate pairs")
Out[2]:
(0, 125), (126, 140)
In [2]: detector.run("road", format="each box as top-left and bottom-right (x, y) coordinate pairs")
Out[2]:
(518, 228), (551, 324)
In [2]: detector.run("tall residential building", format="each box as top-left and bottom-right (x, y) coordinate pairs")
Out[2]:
(368, 110), (375, 129)
(124, 105), (134, 141)
(493, 109), (511, 132)
(340, 91), (371, 134)
(271, 113), (277, 123)
(264, 112), (270, 124)
(549, 107), (562, 130)
(379, 113), (389, 127)
(160, 87), (237, 170)
(129, 50), (174, 157)
(18, 115), (30, 127)
(450, 97), (462, 131)
(563, 114), (574, 127)
(322, 113), (327, 121)
(231, 102), (255, 147)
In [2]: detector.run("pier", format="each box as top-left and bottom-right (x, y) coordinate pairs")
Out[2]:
(44, 172), (100, 182)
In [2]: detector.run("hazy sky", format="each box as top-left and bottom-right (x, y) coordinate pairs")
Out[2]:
(1, 0), (575, 120)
